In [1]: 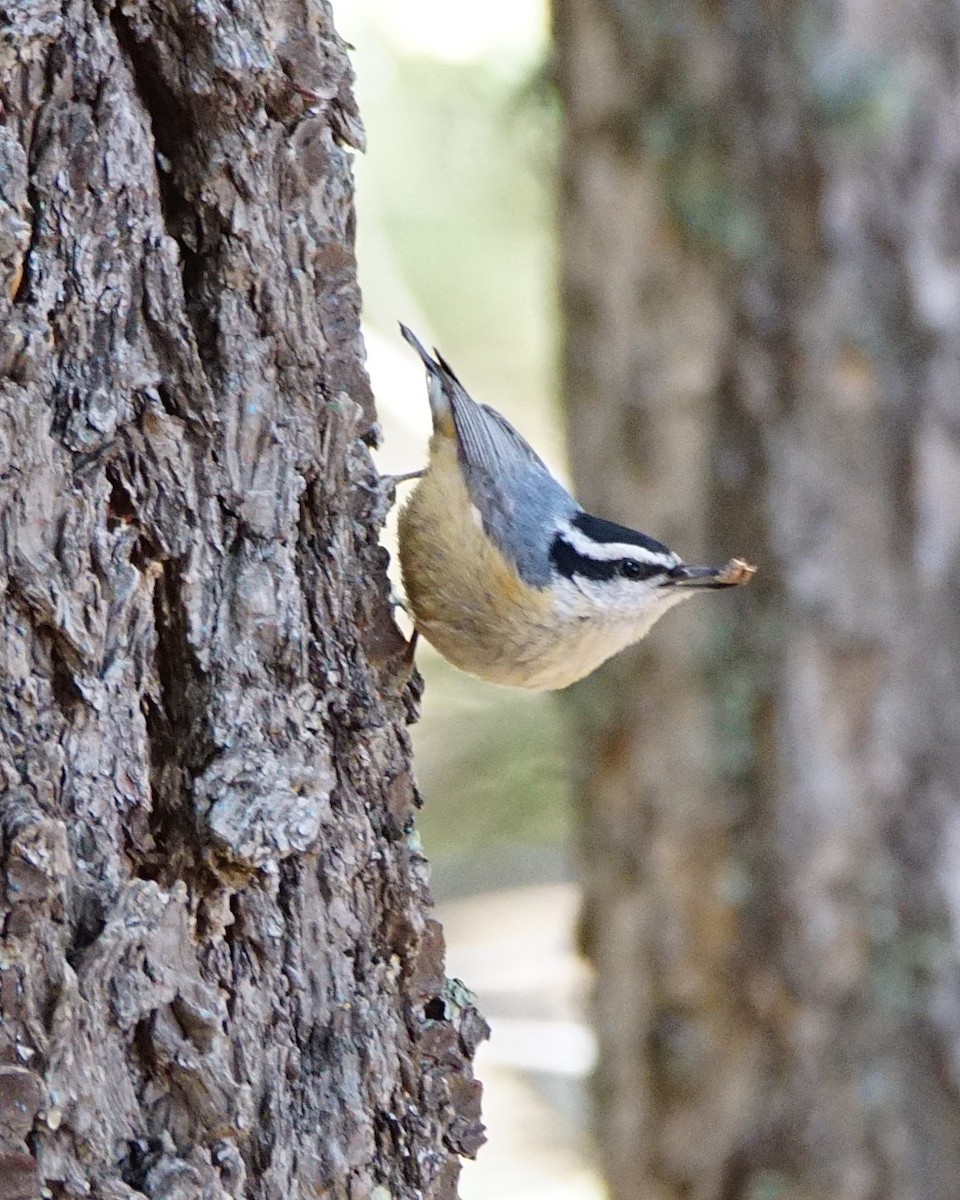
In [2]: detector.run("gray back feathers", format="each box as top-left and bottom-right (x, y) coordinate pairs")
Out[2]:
(401, 324), (577, 587)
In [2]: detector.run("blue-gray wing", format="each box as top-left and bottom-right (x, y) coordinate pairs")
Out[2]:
(401, 324), (577, 586)
(453, 398), (578, 588)
(453, 395), (551, 483)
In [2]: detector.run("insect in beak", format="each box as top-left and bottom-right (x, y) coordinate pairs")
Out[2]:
(663, 558), (757, 589)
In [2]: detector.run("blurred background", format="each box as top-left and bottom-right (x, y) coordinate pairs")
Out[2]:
(337, 1), (960, 1198)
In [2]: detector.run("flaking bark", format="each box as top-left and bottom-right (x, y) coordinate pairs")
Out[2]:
(0, 1), (485, 1197)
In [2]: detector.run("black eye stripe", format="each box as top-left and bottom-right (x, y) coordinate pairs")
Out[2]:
(550, 535), (663, 583)
(618, 558), (661, 581)
(551, 536), (617, 581)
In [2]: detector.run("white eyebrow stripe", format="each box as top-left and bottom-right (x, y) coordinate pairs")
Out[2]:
(559, 521), (679, 566)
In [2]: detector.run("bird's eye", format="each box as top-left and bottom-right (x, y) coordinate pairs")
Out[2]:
(620, 559), (644, 580)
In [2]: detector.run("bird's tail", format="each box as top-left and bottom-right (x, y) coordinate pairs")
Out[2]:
(399, 323), (457, 437)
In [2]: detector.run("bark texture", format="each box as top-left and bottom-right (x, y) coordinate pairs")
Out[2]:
(555, 0), (960, 1196)
(0, 2), (485, 1198)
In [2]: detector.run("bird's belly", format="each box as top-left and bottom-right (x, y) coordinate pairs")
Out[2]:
(398, 454), (656, 689)
(417, 610), (637, 691)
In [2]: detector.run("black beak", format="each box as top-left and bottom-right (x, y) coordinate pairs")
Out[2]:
(662, 559), (757, 589)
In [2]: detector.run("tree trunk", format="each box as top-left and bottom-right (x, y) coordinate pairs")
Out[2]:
(0, 3), (485, 1198)
(555, 0), (960, 1196)
(718, 0), (960, 1193)
(553, 2), (747, 1196)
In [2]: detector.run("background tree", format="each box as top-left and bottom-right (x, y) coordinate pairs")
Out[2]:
(555, 0), (960, 1196)
(0, 2), (484, 1197)
(553, 0), (748, 1194)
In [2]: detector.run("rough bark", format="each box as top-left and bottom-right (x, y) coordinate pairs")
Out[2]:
(0, 2), (485, 1198)
(555, 0), (960, 1197)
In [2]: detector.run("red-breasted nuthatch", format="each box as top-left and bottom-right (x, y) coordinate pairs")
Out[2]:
(396, 325), (755, 690)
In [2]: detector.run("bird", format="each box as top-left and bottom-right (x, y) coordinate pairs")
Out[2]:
(395, 324), (754, 690)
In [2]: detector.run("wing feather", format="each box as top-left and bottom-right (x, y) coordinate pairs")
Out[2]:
(401, 323), (576, 585)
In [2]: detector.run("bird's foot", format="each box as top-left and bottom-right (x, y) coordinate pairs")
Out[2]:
(384, 469), (425, 485)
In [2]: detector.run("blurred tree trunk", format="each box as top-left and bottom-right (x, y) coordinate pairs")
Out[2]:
(553, 2), (750, 1196)
(717, 0), (960, 1194)
(556, 0), (960, 1197)
(0, 3), (484, 1199)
